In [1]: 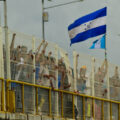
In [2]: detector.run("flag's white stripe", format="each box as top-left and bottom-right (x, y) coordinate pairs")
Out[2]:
(95, 40), (101, 48)
(68, 16), (106, 39)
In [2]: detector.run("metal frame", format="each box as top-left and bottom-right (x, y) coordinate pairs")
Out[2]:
(0, 77), (120, 120)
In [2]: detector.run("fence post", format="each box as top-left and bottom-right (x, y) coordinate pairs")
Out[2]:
(6, 80), (9, 111)
(73, 51), (78, 115)
(101, 101), (104, 120)
(92, 57), (95, 97)
(107, 62), (110, 119)
(72, 95), (75, 119)
(32, 36), (36, 114)
(0, 27), (5, 111)
(92, 98), (95, 120)
(61, 92), (63, 118)
(110, 102), (112, 120)
(36, 87), (38, 115)
(49, 89), (52, 117)
(22, 84), (24, 113)
(55, 44), (59, 117)
(118, 103), (120, 120)
(83, 96), (85, 120)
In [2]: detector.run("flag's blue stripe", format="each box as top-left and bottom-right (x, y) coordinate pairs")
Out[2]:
(68, 7), (107, 31)
(70, 25), (106, 45)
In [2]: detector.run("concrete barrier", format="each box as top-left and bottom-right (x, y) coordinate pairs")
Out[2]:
(42, 115), (53, 120)
(0, 112), (5, 119)
(27, 114), (41, 120)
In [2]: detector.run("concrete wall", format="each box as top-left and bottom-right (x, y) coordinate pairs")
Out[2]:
(0, 113), (75, 120)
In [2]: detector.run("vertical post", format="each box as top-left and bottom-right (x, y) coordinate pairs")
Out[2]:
(119, 104), (120, 120)
(107, 61), (110, 119)
(22, 84), (24, 113)
(1, 79), (5, 111)
(110, 102), (112, 120)
(61, 92), (63, 118)
(72, 95), (75, 119)
(36, 87), (38, 115)
(4, 0), (11, 80)
(6, 80), (9, 111)
(0, 27), (5, 111)
(32, 36), (36, 114)
(105, 34), (107, 59)
(83, 96), (85, 120)
(101, 101), (104, 120)
(42, 0), (45, 40)
(49, 89), (52, 117)
(55, 44), (59, 116)
(92, 99), (95, 120)
(73, 51), (78, 113)
(106, 62), (110, 99)
(92, 57), (95, 96)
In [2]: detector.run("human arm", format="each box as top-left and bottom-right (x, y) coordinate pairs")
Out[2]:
(35, 40), (45, 54)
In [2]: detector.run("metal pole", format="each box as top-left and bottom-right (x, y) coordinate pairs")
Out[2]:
(4, 0), (11, 79)
(105, 34), (107, 60)
(42, 0), (45, 40)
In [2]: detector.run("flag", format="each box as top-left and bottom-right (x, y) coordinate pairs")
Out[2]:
(90, 35), (105, 49)
(68, 7), (107, 45)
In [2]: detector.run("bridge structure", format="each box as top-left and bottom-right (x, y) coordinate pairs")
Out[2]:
(0, 27), (120, 120)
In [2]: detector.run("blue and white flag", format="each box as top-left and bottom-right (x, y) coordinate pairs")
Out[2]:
(90, 35), (106, 49)
(68, 7), (107, 45)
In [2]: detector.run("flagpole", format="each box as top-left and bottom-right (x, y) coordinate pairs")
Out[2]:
(105, 33), (107, 60)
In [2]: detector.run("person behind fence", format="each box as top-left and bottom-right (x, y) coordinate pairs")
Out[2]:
(110, 66), (120, 86)
(95, 59), (108, 83)
(58, 58), (71, 90)
(36, 41), (57, 114)
(35, 40), (45, 83)
(77, 65), (87, 94)
(94, 59), (108, 97)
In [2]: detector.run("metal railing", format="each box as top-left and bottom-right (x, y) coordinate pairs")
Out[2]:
(0, 78), (120, 120)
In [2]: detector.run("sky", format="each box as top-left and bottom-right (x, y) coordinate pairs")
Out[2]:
(0, 0), (120, 66)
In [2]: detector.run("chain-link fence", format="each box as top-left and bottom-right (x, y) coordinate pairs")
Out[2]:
(94, 58), (108, 99)
(75, 52), (92, 96)
(0, 27), (120, 119)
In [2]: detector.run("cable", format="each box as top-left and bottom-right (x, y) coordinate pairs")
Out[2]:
(44, 0), (83, 10)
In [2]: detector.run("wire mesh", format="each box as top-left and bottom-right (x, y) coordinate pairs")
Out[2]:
(24, 85), (35, 114)
(94, 58), (108, 98)
(35, 39), (58, 89)
(94, 100), (102, 120)
(51, 91), (58, 117)
(85, 98), (93, 120)
(112, 103), (119, 120)
(58, 92), (62, 117)
(37, 88), (49, 116)
(58, 48), (73, 91)
(109, 62), (120, 101)
(104, 102), (110, 120)
(9, 30), (34, 83)
(11, 83), (22, 113)
(76, 52), (92, 96)
(63, 93), (73, 119)
(77, 96), (83, 120)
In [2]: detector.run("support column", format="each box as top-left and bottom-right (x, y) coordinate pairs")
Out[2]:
(91, 57), (95, 97)
(73, 51), (78, 113)
(55, 44), (59, 116)
(32, 36), (36, 114)
(0, 27), (5, 111)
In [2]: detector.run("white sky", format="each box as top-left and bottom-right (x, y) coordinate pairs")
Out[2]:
(0, 0), (120, 65)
